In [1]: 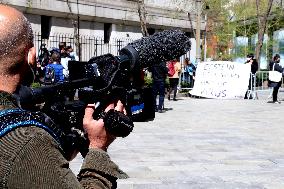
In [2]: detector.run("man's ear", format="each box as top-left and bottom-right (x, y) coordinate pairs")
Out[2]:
(27, 47), (36, 66)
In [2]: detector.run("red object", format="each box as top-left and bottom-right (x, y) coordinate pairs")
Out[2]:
(167, 61), (176, 77)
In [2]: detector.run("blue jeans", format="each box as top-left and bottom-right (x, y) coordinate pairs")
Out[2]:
(152, 80), (165, 110)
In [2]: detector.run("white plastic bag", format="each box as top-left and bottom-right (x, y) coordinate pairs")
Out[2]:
(269, 63), (282, 82)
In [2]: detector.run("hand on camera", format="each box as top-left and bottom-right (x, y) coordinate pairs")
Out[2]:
(83, 100), (126, 151)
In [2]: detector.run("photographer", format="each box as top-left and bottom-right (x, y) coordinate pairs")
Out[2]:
(0, 5), (127, 189)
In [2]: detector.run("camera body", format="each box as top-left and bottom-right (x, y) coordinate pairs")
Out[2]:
(67, 55), (155, 123)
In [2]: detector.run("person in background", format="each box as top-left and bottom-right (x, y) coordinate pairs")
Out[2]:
(45, 51), (64, 84)
(0, 5), (127, 188)
(60, 45), (79, 80)
(59, 42), (67, 57)
(66, 45), (79, 61)
(246, 54), (259, 74)
(184, 58), (196, 88)
(268, 54), (283, 104)
(167, 58), (181, 101)
(35, 46), (50, 84)
(149, 61), (168, 113)
(183, 58), (190, 84)
(244, 53), (258, 99)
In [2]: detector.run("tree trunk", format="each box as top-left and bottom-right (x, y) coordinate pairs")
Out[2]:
(187, 13), (196, 39)
(66, 0), (80, 60)
(137, 0), (149, 37)
(255, 0), (273, 69)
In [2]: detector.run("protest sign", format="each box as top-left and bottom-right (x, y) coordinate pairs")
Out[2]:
(190, 61), (251, 99)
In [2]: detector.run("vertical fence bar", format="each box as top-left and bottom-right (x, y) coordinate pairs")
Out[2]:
(100, 38), (103, 56)
(94, 37), (98, 57)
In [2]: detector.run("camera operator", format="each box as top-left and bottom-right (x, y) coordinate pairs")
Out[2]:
(0, 5), (127, 189)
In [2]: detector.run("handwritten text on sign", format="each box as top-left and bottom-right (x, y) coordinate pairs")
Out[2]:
(190, 61), (251, 99)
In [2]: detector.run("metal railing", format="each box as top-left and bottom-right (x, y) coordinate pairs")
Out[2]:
(33, 32), (134, 61)
(254, 71), (284, 90)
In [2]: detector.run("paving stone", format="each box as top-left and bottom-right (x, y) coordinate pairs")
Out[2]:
(70, 91), (284, 188)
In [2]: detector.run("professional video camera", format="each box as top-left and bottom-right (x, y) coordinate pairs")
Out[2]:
(17, 29), (191, 146)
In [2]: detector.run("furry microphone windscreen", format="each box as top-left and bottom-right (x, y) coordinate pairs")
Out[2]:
(122, 30), (191, 69)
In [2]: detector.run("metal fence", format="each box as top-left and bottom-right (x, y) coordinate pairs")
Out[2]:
(254, 71), (284, 90)
(33, 32), (135, 61)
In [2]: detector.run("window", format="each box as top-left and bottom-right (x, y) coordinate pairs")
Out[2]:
(41, 15), (51, 39)
(104, 23), (112, 43)
(148, 28), (155, 35)
(185, 32), (193, 38)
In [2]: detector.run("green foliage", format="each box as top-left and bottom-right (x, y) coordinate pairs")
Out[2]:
(204, 0), (236, 58)
(267, 8), (284, 34)
(179, 89), (190, 94)
(144, 75), (153, 87)
(235, 23), (258, 37)
(179, 81), (190, 94)
(203, 0), (282, 61)
(26, 0), (32, 8)
(143, 76), (170, 90)
(217, 53), (233, 61)
(31, 82), (41, 88)
(233, 0), (284, 38)
(180, 81), (190, 88)
(233, 45), (255, 59)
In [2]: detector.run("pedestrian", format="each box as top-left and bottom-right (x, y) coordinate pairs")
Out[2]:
(184, 58), (196, 88)
(167, 58), (181, 101)
(244, 53), (258, 99)
(44, 51), (64, 84)
(66, 45), (79, 61)
(59, 41), (67, 57)
(268, 54), (283, 104)
(149, 61), (168, 113)
(36, 44), (50, 84)
(183, 58), (190, 84)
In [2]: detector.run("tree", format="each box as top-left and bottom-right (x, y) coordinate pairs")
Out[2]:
(204, 0), (234, 60)
(171, 0), (196, 32)
(137, 0), (149, 37)
(66, 0), (80, 60)
(255, 0), (274, 67)
(136, 0), (197, 37)
(231, 0), (281, 68)
(207, 0), (283, 65)
(166, 0), (203, 60)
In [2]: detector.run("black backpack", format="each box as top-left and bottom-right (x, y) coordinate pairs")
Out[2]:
(44, 66), (55, 84)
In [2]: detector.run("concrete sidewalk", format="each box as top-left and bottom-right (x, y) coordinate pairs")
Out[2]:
(70, 91), (284, 189)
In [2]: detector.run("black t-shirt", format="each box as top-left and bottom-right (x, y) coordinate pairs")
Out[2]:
(251, 59), (258, 74)
(149, 61), (168, 81)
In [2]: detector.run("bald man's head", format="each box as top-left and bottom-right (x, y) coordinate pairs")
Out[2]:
(0, 4), (33, 74)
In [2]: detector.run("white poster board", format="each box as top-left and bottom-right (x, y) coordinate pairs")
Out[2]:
(190, 61), (251, 99)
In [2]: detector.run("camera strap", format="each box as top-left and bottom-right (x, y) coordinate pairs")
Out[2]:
(0, 108), (65, 148)
(0, 108), (90, 158)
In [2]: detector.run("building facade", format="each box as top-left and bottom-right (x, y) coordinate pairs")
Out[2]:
(4, 0), (205, 61)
